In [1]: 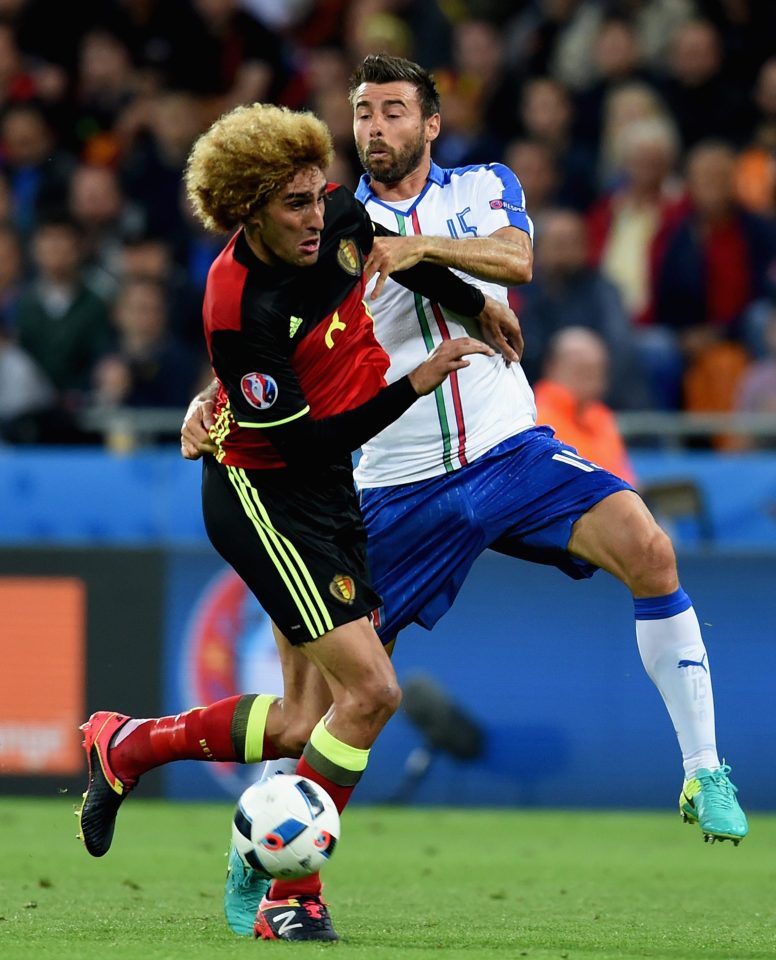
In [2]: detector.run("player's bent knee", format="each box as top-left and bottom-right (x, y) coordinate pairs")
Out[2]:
(337, 678), (402, 734)
(629, 525), (678, 595)
(362, 676), (402, 722)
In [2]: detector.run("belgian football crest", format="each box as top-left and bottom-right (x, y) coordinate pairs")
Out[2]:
(337, 238), (361, 276)
(329, 574), (356, 604)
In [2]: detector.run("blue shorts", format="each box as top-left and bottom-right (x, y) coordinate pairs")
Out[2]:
(360, 426), (633, 641)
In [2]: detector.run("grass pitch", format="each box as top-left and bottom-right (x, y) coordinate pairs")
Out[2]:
(0, 798), (773, 960)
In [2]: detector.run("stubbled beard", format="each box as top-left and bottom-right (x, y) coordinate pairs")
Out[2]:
(357, 132), (427, 184)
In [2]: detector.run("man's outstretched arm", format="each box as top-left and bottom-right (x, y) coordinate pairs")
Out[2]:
(366, 226), (533, 299)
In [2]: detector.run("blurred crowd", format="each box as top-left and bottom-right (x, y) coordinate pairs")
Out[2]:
(1, 0), (776, 447)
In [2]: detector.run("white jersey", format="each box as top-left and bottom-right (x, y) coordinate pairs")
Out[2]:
(354, 161), (537, 487)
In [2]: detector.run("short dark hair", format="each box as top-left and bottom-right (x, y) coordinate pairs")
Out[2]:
(348, 54), (440, 120)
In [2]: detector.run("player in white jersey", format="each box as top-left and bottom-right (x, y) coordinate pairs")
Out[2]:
(181, 54), (748, 938)
(354, 160), (536, 484)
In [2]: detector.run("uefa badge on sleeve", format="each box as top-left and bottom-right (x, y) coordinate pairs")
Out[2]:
(240, 372), (278, 410)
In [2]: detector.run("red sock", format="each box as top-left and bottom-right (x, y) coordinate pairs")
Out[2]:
(111, 695), (272, 781)
(295, 755), (356, 814)
(268, 755), (356, 901)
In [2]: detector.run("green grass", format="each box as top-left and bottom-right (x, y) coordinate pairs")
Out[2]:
(0, 798), (773, 959)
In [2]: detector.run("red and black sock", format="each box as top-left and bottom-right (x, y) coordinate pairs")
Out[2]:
(110, 693), (279, 781)
(269, 718), (370, 901)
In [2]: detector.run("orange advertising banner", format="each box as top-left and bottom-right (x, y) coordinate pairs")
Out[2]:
(0, 577), (85, 775)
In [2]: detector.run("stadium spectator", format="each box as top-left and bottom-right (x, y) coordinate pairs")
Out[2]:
(503, 138), (560, 218)
(573, 16), (651, 151)
(699, 0), (776, 91)
(68, 163), (144, 300)
(0, 17), (69, 128)
(734, 57), (776, 216)
(0, 22), (42, 106)
(534, 326), (637, 485)
(518, 76), (597, 210)
(311, 86), (360, 190)
(345, 6), (413, 66)
(595, 80), (676, 190)
(516, 207), (650, 409)
(176, 184), (228, 293)
(587, 116), (685, 325)
(658, 19), (751, 149)
(92, 0), (183, 90)
(614, 0), (695, 73)
(17, 215), (112, 399)
(653, 140), (776, 411)
(120, 88), (206, 252)
(751, 56), (776, 149)
(0, 100), (74, 236)
(0, 324), (57, 442)
(504, 0), (602, 91)
(432, 18), (519, 160)
(72, 27), (141, 164)
(5, 0), (97, 79)
(302, 45), (349, 102)
(92, 275), (202, 411)
(116, 229), (205, 352)
(164, 0), (293, 120)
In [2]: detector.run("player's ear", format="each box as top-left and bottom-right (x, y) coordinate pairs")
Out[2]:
(426, 113), (440, 143)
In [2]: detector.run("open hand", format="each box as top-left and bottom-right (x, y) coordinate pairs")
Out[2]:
(363, 236), (427, 300)
(477, 296), (523, 365)
(408, 337), (494, 396)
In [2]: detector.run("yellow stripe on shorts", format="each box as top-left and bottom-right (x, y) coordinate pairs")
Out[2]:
(226, 466), (334, 637)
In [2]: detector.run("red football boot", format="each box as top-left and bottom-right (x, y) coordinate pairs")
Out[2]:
(77, 711), (137, 857)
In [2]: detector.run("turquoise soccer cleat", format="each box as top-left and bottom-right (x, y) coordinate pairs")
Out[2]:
(224, 845), (271, 936)
(679, 763), (749, 845)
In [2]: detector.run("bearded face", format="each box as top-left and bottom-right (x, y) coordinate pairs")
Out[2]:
(356, 123), (428, 185)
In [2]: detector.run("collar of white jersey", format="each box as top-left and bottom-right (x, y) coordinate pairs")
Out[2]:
(355, 161), (444, 216)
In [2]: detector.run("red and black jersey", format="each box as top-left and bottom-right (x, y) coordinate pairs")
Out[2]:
(205, 185), (385, 469)
(203, 184), (486, 471)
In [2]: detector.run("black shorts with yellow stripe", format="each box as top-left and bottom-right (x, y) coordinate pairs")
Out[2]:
(202, 456), (382, 645)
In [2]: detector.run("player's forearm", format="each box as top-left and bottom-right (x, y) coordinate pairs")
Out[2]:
(417, 235), (532, 285)
(264, 376), (419, 467)
(392, 260), (485, 317)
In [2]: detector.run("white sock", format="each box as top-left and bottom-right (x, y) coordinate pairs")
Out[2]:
(256, 756), (298, 783)
(635, 602), (720, 779)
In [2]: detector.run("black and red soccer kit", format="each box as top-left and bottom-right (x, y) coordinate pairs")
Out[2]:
(201, 184), (485, 643)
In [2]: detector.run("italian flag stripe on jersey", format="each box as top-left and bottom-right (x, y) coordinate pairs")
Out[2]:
(393, 210), (467, 472)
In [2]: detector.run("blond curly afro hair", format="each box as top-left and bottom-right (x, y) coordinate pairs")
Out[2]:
(185, 103), (334, 233)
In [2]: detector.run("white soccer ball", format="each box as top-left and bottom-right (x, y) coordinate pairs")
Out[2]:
(232, 774), (340, 880)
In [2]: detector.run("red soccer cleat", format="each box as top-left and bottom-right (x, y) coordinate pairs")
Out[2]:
(254, 894), (340, 942)
(77, 711), (137, 857)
